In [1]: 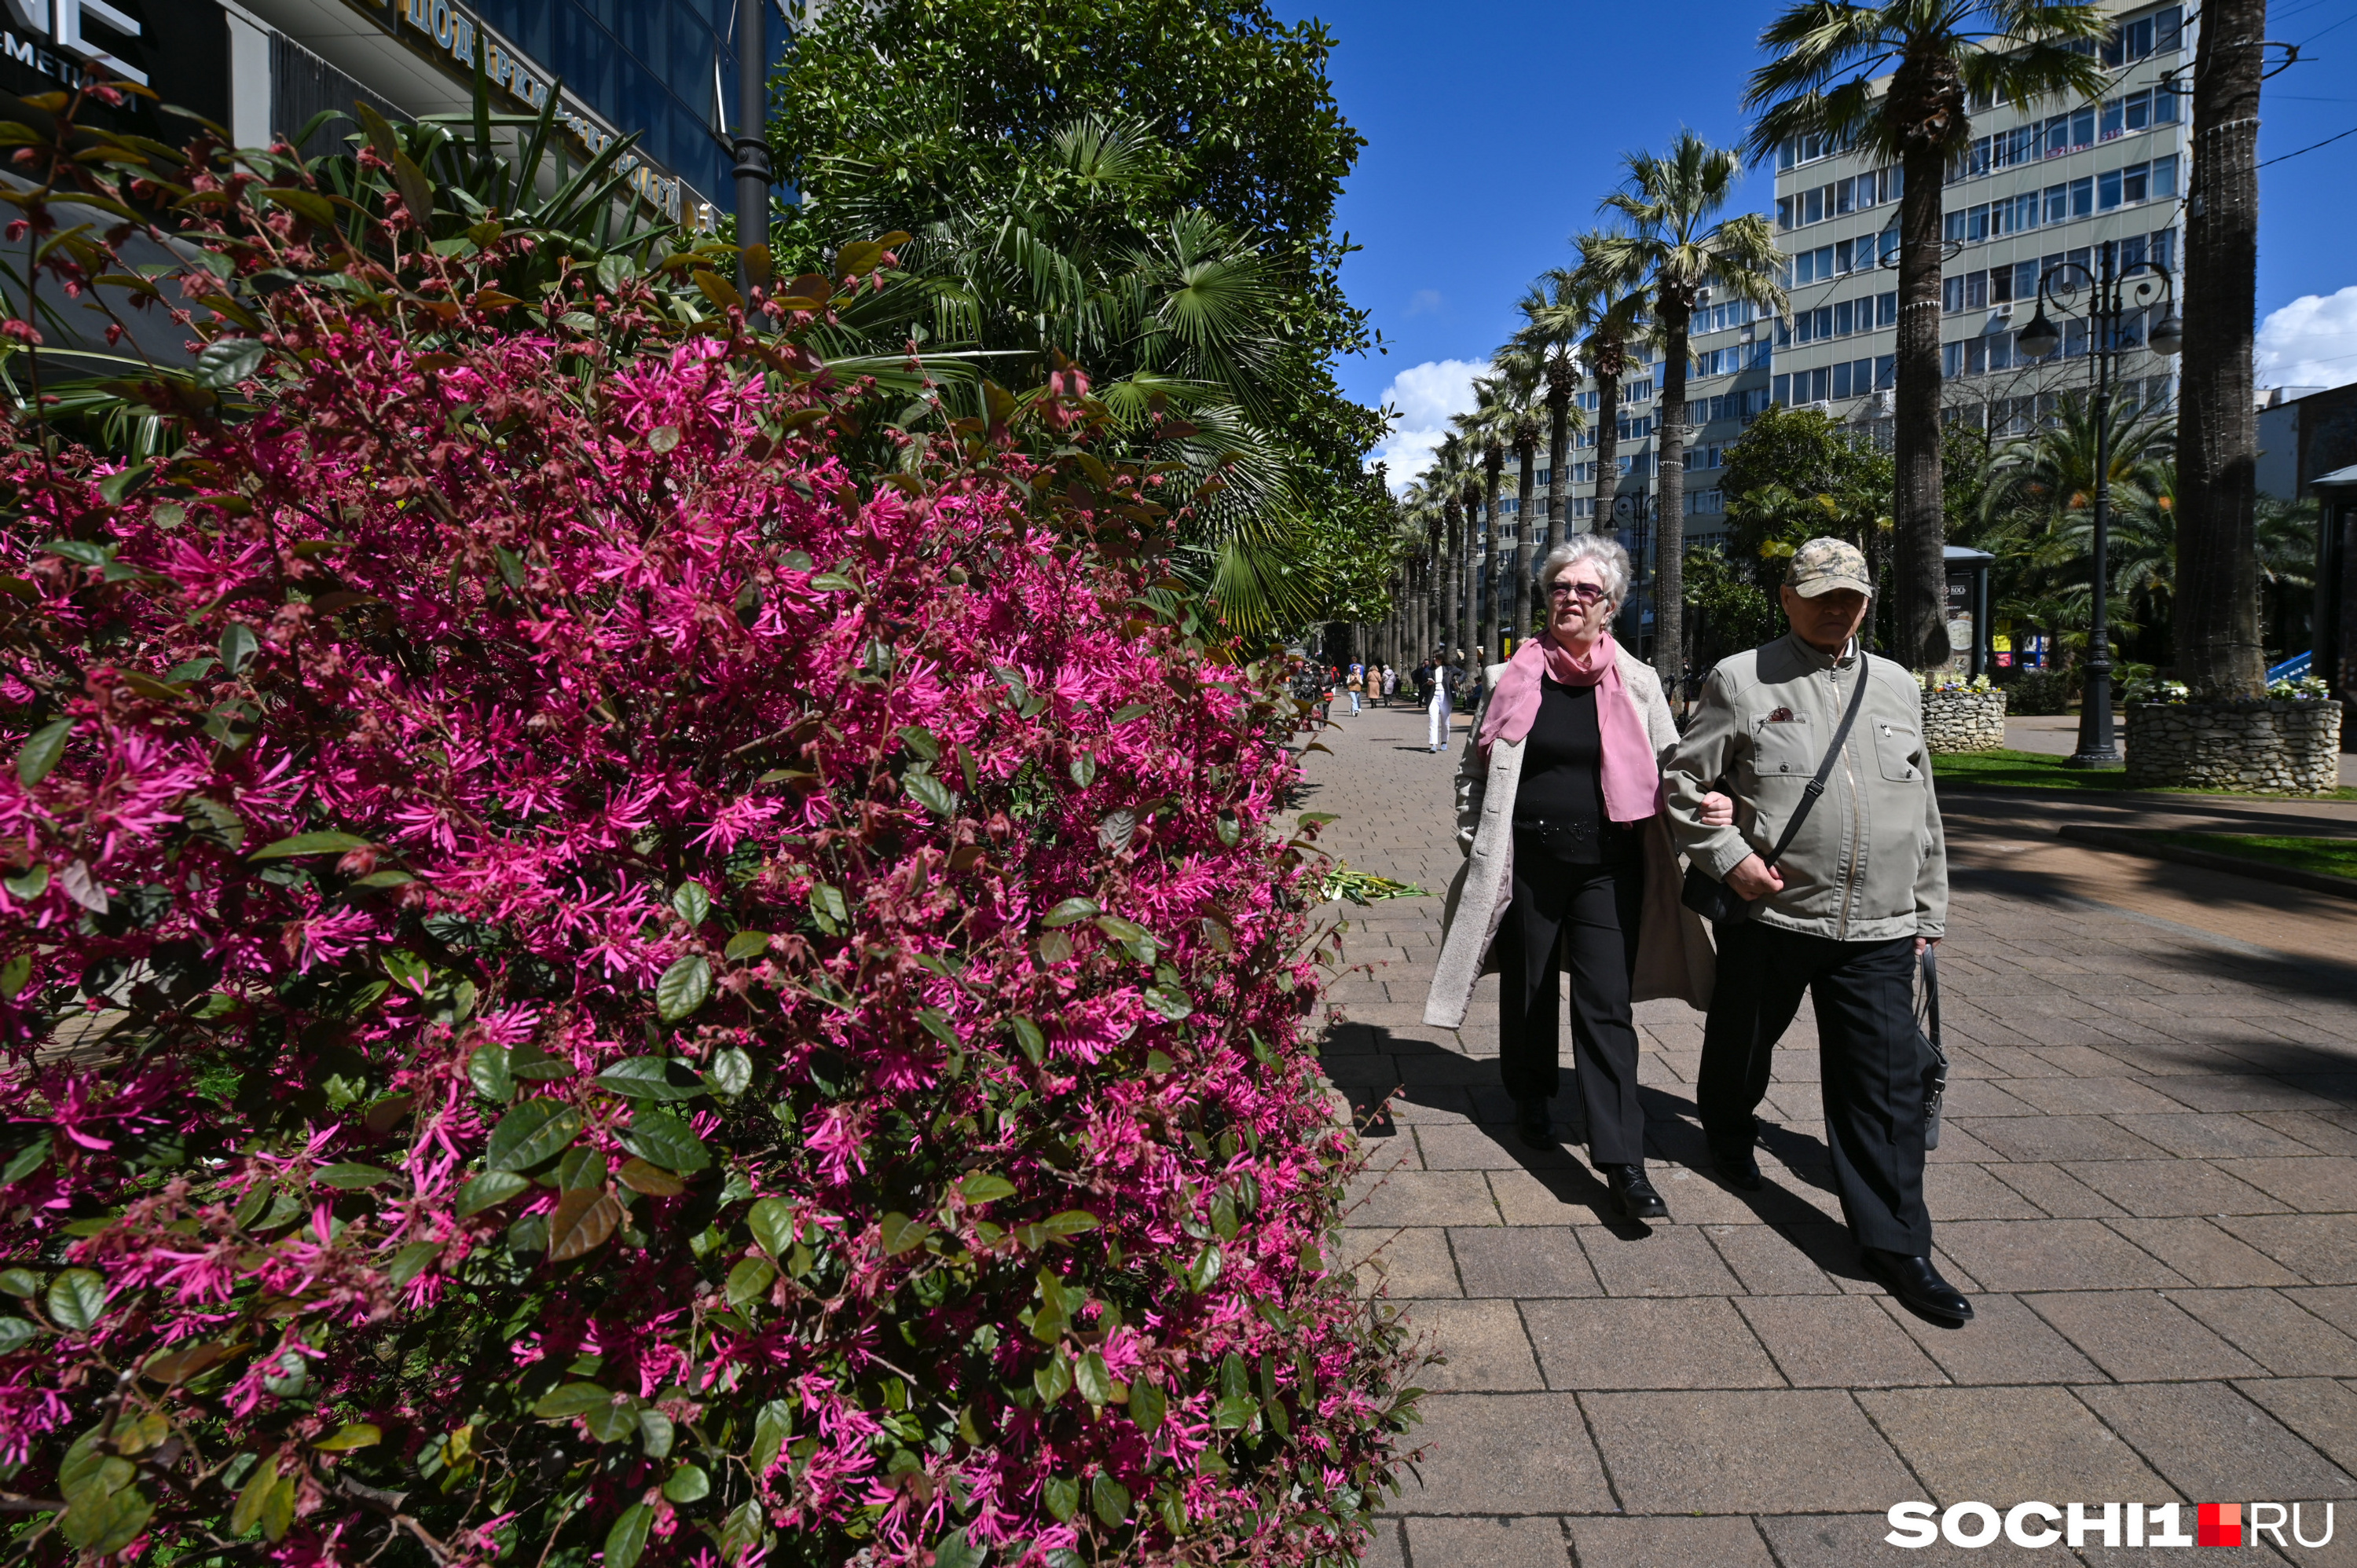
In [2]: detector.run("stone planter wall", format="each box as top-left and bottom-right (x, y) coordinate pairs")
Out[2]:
(1922, 688), (2007, 753)
(2124, 700), (2345, 794)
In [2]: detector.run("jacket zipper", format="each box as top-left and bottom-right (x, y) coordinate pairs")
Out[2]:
(1836, 660), (1859, 941)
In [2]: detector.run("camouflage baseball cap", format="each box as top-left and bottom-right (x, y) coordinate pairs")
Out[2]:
(1786, 536), (1874, 598)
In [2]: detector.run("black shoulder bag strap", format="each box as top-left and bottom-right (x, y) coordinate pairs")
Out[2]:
(1760, 651), (1875, 874)
(1919, 941), (1950, 1149)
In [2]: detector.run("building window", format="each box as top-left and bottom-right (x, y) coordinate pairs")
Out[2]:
(2099, 168), (2123, 209)
(1689, 489), (1723, 515)
(1875, 354), (1897, 390)
(1878, 291), (1898, 328)
(2071, 176), (2095, 217)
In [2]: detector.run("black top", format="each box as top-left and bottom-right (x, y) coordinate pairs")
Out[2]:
(1514, 679), (1611, 863)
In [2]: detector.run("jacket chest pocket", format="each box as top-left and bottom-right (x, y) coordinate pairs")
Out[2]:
(1747, 722), (1818, 784)
(1873, 721), (1921, 782)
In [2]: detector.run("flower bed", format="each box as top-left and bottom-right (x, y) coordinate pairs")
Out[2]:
(1915, 675), (2007, 753)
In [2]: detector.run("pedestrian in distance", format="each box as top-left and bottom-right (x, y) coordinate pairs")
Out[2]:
(1382, 663), (1398, 707)
(1421, 537), (1726, 1222)
(1347, 662), (1364, 716)
(1424, 650), (1452, 753)
(1662, 537), (1966, 1324)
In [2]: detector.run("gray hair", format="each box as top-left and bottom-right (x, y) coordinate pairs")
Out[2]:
(1539, 535), (1631, 607)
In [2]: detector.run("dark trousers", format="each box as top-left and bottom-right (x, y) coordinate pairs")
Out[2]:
(1497, 843), (1647, 1164)
(1699, 922), (1930, 1254)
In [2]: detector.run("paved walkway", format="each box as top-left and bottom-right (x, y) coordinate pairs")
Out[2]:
(1306, 698), (2357, 1566)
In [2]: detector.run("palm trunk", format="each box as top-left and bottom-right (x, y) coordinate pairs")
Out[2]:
(1514, 438), (1538, 643)
(1483, 444), (1507, 654)
(1656, 310), (1691, 691)
(1545, 369), (1573, 559)
(2175, 0), (2267, 698)
(1894, 120), (1953, 669)
(1442, 501), (1461, 664)
(1461, 491), (1479, 669)
(1594, 371), (1622, 538)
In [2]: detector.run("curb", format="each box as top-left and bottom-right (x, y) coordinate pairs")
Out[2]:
(2055, 823), (2357, 902)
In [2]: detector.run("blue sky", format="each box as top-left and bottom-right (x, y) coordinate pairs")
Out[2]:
(1277, 0), (2357, 481)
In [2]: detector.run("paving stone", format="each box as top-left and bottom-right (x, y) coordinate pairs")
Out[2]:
(1387, 1394), (1615, 1514)
(1344, 1168), (1498, 1229)
(2218, 1156), (2357, 1213)
(1704, 1224), (1843, 1295)
(2236, 1377), (2357, 1477)
(2169, 1289), (2357, 1376)
(1923, 1162), (2049, 1219)
(1939, 1078), (2047, 1116)
(1878, 1291), (2105, 1385)
(1957, 1115), (2172, 1163)
(2134, 1074), (2338, 1113)
(1400, 1516), (1567, 1567)
(1986, 1160), (2128, 1218)
(2104, 1217), (2307, 1286)
(2250, 1110), (2357, 1156)
(1485, 1164), (1623, 1226)
(1564, 1515), (1773, 1568)
(2109, 1113), (2324, 1158)
(2282, 1286), (2357, 1338)
(1857, 1384), (2171, 1505)
(1520, 1297), (1783, 1390)
(2073, 1380), (2356, 1500)
(1336, 1228), (1461, 1299)
(1934, 1218), (2189, 1291)
(2024, 1289), (2265, 1380)
(1413, 1121), (1577, 1171)
(1581, 1389), (1914, 1512)
(1361, 1516), (1407, 1568)
(1447, 1227), (1601, 1299)
(1400, 1299), (1545, 1391)
(2061, 1157), (2290, 1217)
(1735, 1294), (1948, 1387)
(1576, 1225), (1744, 1297)
(2234, 1214), (2357, 1283)
(2002, 1075), (2195, 1116)
(1756, 1511), (2083, 1566)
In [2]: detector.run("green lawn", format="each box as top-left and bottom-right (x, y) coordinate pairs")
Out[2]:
(2147, 833), (2357, 881)
(1932, 748), (2357, 802)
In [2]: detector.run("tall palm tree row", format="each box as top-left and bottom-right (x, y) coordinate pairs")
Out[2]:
(1501, 277), (1594, 571)
(1567, 232), (1651, 566)
(1743, 0), (2109, 669)
(1590, 130), (1785, 685)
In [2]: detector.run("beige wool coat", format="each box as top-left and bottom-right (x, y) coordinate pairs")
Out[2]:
(1422, 647), (1716, 1030)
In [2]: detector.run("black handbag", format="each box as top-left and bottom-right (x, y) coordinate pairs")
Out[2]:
(1680, 660), (1873, 925)
(1919, 943), (1950, 1150)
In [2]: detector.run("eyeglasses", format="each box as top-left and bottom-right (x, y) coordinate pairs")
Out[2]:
(1547, 581), (1609, 603)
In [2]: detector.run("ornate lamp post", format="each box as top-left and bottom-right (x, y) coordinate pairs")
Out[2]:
(2014, 252), (2183, 768)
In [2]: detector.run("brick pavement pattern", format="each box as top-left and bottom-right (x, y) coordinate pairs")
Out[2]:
(1304, 698), (2357, 1566)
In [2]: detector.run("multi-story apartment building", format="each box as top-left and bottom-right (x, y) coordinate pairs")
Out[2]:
(1766, 0), (2190, 449)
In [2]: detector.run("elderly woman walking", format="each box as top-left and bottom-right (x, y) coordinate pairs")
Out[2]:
(1422, 537), (1718, 1222)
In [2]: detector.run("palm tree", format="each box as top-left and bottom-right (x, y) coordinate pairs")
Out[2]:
(1501, 284), (1594, 569)
(1566, 232), (1652, 555)
(1743, 0), (2110, 669)
(2176, 0), (2269, 698)
(1435, 431), (1482, 666)
(1508, 397), (1546, 644)
(1460, 460), (1494, 662)
(1591, 130), (1786, 687)
(1457, 392), (1512, 658)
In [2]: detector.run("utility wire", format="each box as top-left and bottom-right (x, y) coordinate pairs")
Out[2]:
(2259, 121), (2357, 165)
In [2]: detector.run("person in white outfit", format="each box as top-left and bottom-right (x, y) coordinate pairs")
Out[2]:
(1428, 652), (1453, 753)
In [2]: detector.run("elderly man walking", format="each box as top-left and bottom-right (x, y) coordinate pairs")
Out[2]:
(1662, 539), (1966, 1324)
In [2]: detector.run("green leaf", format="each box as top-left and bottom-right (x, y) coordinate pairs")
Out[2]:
(15, 716), (71, 786)
(218, 621), (258, 674)
(1069, 752), (1098, 787)
(387, 1240), (440, 1286)
(1211, 1393), (1259, 1430)
(808, 883), (849, 932)
(1185, 1243), (1222, 1292)
(313, 1423), (380, 1452)
(2, 1134), (51, 1187)
(957, 1171), (1016, 1204)
(0, 1316), (39, 1353)
(195, 337), (266, 389)
(485, 1098), (582, 1171)
(619, 1109), (709, 1172)
(46, 1268), (104, 1332)
(0, 867), (43, 904)
(708, 1046), (753, 1097)
(1040, 1210), (1099, 1236)
(1076, 1349), (1113, 1407)
(1094, 914), (1157, 962)
(1034, 1350), (1073, 1403)
(467, 1046), (515, 1103)
(723, 929), (769, 962)
(933, 1526), (986, 1568)
(1042, 1475), (1080, 1522)
(530, 1382), (610, 1419)
(750, 1398), (794, 1467)
(905, 771), (958, 815)
(1145, 984), (1194, 1021)
(249, 830), (370, 860)
(593, 1056), (706, 1101)
(1091, 1473), (1131, 1526)
(669, 881), (712, 926)
(878, 1211), (933, 1255)
(1131, 1379), (1167, 1435)
(315, 1162), (397, 1190)
(604, 1503), (654, 1568)
(638, 1407), (675, 1457)
(229, 1458), (281, 1537)
(616, 1158), (684, 1197)
(808, 571), (857, 592)
(585, 1393), (643, 1443)
(897, 724), (940, 761)
(655, 953), (712, 1021)
(454, 1170), (531, 1215)
(0, 1267), (35, 1296)
(726, 1256), (775, 1307)
(1011, 1017), (1047, 1064)
(662, 1462), (711, 1504)
(61, 1478), (154, 1553)
(1109, 703), (1151, 724)
(747, 1197), (795, 1259)
(1041, 897), (1100, 927)
(918, 1007), (959, 1046)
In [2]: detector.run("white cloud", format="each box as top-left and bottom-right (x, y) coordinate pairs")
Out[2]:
(1366, 357), (1484, 493)
(1404, 288), (1445, 317)
(2256, 286), (2357, 390)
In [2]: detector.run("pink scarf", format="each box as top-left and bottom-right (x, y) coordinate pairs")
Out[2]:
(1476, 632), (1658, 823)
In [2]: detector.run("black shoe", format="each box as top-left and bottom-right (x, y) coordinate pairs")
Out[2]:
(1604, 1162), (1669, 1221)
(1859, 1247), (1974, 1324)
(1514, 1096), (1554, 1150)
(1710, 1146), (1764, 1192)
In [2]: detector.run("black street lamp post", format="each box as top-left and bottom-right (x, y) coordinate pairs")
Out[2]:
(2014, 251), (2183, 769)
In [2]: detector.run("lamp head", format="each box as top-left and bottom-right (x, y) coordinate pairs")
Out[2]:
(2149, 311), (2184, 355)
(2017, 309), (2062, 360)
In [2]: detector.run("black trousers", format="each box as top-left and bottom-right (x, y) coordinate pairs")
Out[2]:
(1699, 922), (1931, 1254)
(1496, 841), (1647, 1164)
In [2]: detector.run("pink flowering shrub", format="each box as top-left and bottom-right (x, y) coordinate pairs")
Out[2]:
(0, 109), (1415, 1566)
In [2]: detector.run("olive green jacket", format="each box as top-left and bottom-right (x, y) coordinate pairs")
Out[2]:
(1662, 633), (1948, 942)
